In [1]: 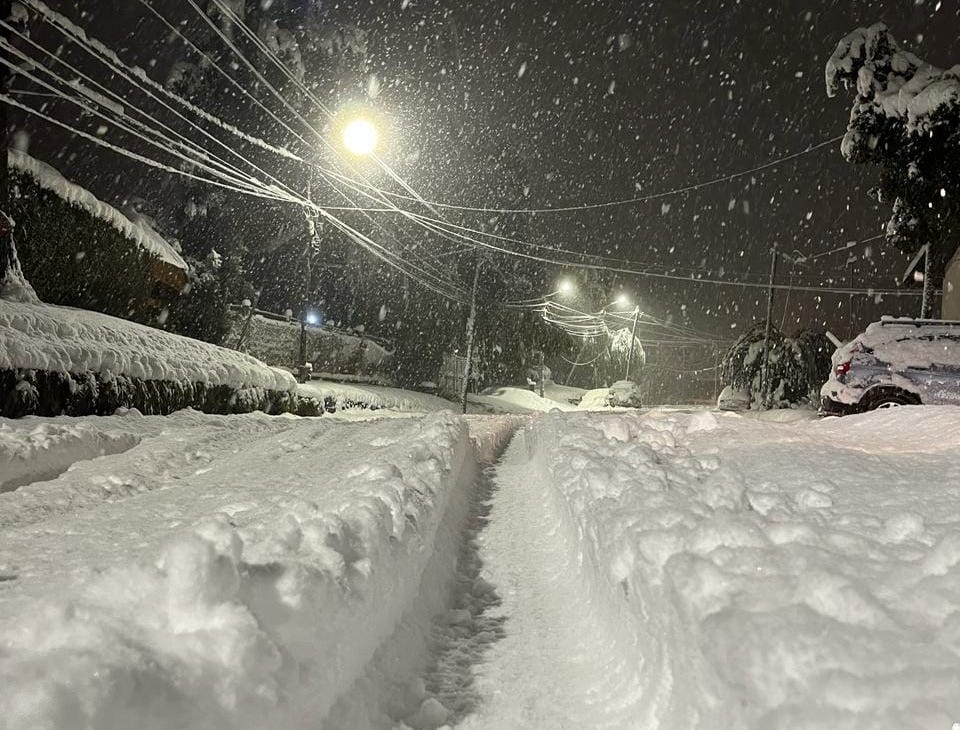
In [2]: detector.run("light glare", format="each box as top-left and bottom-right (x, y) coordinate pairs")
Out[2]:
(343, 118), (379, 155)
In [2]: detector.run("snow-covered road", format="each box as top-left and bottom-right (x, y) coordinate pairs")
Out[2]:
(3, 406), (960, 729)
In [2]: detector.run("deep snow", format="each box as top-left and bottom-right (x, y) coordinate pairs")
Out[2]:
(4, 405), (960, 729)
(462, 408), (960, 729)
(0, 410), (516, 730)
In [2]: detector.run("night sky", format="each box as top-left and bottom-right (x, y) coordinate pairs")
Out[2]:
(20, 0), (960, 341)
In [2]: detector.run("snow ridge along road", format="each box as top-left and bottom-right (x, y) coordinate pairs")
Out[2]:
(461, 409), (960, 729)
(0, 411), (517, 730)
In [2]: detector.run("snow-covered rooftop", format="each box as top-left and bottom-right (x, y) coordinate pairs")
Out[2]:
(9, 149), (188, 272)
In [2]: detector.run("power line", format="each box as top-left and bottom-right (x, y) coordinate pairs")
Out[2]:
(369, 137), (845, 214)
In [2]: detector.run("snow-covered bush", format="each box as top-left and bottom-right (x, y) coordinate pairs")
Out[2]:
(720, 324), (830, 408)
(0, 368), (297, 419)
(0, 300), (299, 418)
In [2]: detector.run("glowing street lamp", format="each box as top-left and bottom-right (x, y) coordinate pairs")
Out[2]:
(557, 277), (577, 297)
(343, 118), (379, 155)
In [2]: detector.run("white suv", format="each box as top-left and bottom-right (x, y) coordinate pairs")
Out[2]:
(820, 318), (960, 415)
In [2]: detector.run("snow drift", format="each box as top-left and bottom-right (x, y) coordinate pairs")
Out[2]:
(522, 408), (960, 729)
(0, 412), (516, 730)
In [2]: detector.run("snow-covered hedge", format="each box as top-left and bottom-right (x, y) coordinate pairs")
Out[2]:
(10, 151), (188, 324)
(10, 150), (186, 271)
(0, 300), (297, 417)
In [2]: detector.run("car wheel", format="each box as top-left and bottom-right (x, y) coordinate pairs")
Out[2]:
(864, 390), (917, 411)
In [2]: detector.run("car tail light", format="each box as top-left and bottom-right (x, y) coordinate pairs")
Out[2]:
(835, 360), (852, 379)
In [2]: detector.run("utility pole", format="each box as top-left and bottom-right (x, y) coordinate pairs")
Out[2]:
(920, 244), (933, 319)
(846, 253), (857, 334)
(624, 306), (640, 382)
(460, 255), (482, 414)
(759, 244), (779, 410)
(0, 0), (16, 291)
(298, 183), (319, 382)
(713, 344), (720, 405)
(538, 349), (545, 398)
(566, 335), (596, 385)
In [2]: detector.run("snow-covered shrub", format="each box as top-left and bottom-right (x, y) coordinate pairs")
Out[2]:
(721, 324), (829, 408)
(9, 155), (186, 325)
(0, 368), (298, 419)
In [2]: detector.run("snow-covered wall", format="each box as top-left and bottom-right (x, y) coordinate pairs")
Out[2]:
(224, 312), (392, 375)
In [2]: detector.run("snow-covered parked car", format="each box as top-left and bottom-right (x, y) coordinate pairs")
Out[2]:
(717, 385), (750, 411)
(606, 380), (643, 408)
(820, 318), (960, 415)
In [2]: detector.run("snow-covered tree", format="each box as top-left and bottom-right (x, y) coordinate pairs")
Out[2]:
(156, 1), (370, 341)
(826, 23), (960, 315)
(721, 324), (828, 408)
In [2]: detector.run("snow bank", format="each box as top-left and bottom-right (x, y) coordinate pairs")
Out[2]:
(524, 408), (960, 728)
(9, 149), (187, 271)
(0, 300), (296, 393)
(300, 379), (456, 413)
(0, 410), (299, 530)
(466, 414), (523, 463)
(0, 418), (140, 493)
(0, 412), (515, 729)
(471, 386), (578, 414)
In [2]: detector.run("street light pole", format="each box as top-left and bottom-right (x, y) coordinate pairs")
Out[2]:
(624, 306), (640, 381)
(0, 0), (25, 298)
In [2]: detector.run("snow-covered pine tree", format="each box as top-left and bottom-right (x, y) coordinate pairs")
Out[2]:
(826, 24), (960, 315)
(721, 323), (822, 408)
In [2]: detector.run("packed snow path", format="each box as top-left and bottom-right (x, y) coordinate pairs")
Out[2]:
(457, 431), (649, 729)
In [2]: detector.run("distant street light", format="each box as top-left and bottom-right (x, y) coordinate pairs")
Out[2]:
(558, 277), (577, 297)
(614, 292), (631, 309)
(343, 118), (379, 155)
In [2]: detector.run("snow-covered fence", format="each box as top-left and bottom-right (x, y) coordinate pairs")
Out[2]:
(224, 305), (393, 377)
(0, 300), (298, 417)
